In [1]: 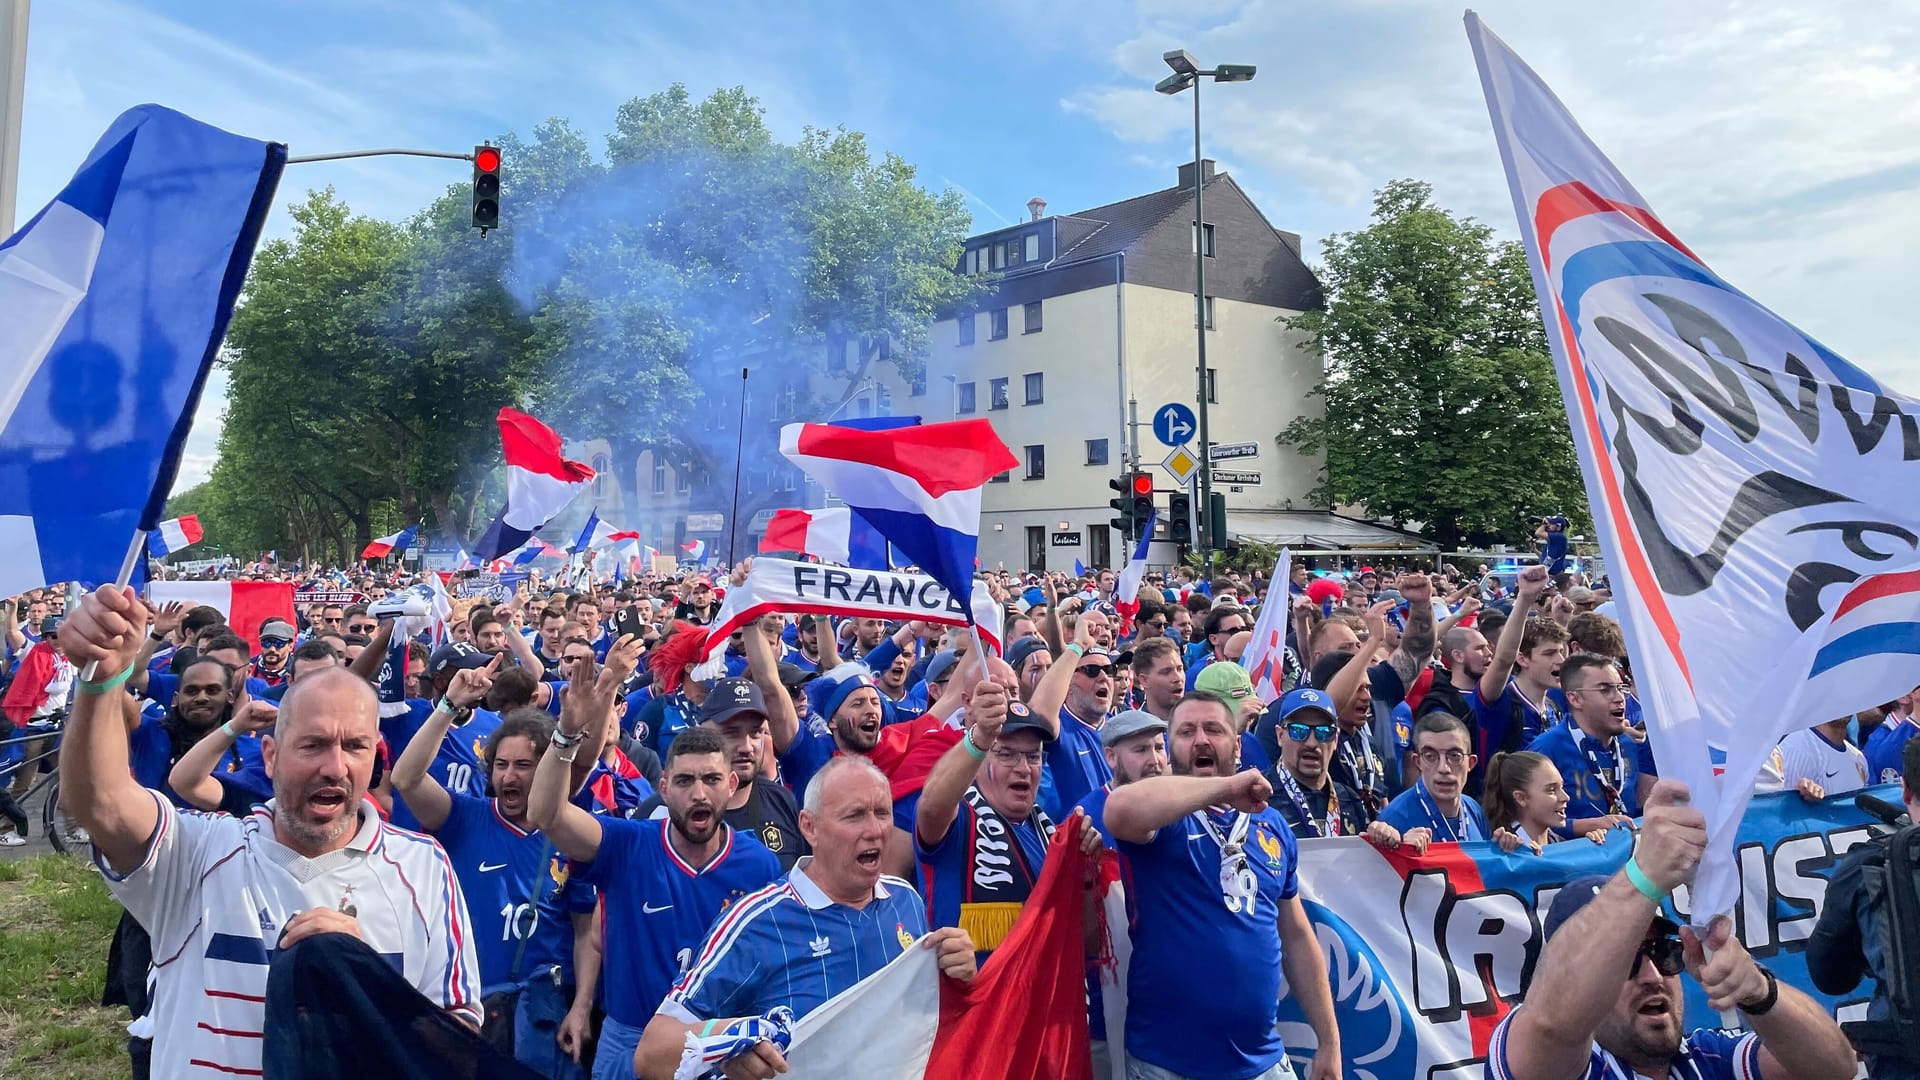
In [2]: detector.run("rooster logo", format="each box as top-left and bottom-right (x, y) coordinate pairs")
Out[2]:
(1256, 827), (1284, 868)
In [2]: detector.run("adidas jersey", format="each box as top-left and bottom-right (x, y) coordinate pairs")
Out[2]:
(102, 792), (481, 1079)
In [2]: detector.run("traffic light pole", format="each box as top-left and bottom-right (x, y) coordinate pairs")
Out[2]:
(284, 148), (478, 165)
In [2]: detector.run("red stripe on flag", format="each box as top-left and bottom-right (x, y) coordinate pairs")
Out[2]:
(496, 408), (596, 484)
(760, 509), (813, 553)
(1832, 569), (1920, 621)
(226, 582), (296, 652)
(178, 515), (204, 543)
(1376, 840), (1510, 1057)
(792, 420), (1017, 498)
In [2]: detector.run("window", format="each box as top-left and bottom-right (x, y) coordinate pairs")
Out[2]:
(1023, 301), (1043, 334)
(990, 470), (1011, 484)
(1004, 240), (1021, 268)
(991, 308), (1009, 340)
(1195, 295), (1216, 330)
(1206, 367), (1219, 404)
(991, 244), (1005, 270)
(591, 453), (612, 499)
(855, 396), (871, 418)
(675, 466), (691, 493)
(1024, 233), (1040, 262)
(958, 313), (975, 346)
(1023, 372), (1044, 405)
(1192, 220), (1215, 257)
(957, 381), (976, 414)
(828, 339), (848, 373)
(1086, 438), (1109, 466)
(651, 460), (667, 495)
(989, 378), (1009, 410)
(966, 247), (983, 275)
(1025, 444), (1045, 479)
(1026, 526), (1047, 573)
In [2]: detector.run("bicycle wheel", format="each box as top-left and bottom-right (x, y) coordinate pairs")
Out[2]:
(42, 777), (88, 857)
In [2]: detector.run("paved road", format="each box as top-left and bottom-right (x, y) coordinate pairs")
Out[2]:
(2, 773), (75, 860)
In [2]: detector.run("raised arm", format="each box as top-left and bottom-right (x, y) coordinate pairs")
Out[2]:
(349, 615), (397, 684)
(166, 697), (277, 812)
(1103, 769), (1273, 845)
(2, 598), (21, 655)
(1027, 613), (1095, 738)
(528, 659), (614, 864)
(55, 587), (162, 874)
(391, 657), (498, 832)
(1479, 565), (1546, 702)
(125, 600), (188, 696)
(915, 681), (1008, 847)
(497, 600), (546, 680)
(742, 605), (800, 754)
(1385, 573), (1436, 692)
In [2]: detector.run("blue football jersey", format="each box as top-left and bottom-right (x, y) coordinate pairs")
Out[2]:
(380, 699), (502, 831)
(431, 794), (562, 995)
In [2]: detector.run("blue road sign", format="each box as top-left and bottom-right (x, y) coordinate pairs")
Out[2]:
(1152, 402), (1197, 447)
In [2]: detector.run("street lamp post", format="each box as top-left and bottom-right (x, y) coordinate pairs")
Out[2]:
(1157, 50), (1254, 580)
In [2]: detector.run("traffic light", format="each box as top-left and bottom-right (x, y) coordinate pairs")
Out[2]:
(471, 144), (501, 232)
(1206, 491), (1228, 550)
(1167, 491), (1192, 547)
(1130, 472), (1155, 539)
(1108, 474), (1134, 538)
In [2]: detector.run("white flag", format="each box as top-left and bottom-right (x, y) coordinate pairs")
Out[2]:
(1241, 548), (1292, 701)
(1470, 12), (1920, 919)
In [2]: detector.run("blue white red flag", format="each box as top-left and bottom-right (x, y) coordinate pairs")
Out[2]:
(758, 506), (890, 570)
(0, 106), (282, 594)
(570, 508), (624, 553)
(1240, 547), (1292, 702)
(511, 537), (560, 566)
(147, 514), (204, 558)
(361, 523), (418, 560)
(472, 408), (595, 561)
(1470, 13), (1920, 918)
(779, 419), (1016, 611)
(1109, 512), (1157, 634)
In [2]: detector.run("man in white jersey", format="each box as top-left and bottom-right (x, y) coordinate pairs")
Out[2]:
(1753, 715), (1871, 800)
(59, 586), (483, 1080)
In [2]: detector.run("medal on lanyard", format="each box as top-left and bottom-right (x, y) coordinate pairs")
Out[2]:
(1580, 734), (1627, 815)
(1276, 767), (1340, 838)
(1201, 810), (1256, 915)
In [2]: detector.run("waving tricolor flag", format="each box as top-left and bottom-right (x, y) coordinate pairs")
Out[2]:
(147, 514), (204, 558)
(1240, 547), (1292, 702)
(1471, 13), (1920, 918)
(570, 509), (624, 553)
(759, 506), (891, 570)
(361, 523), (418, 560)
(0, 106), (282, 595)
(1109, 511), (1156, 634)
(779, 419), (1016, 608)
(471, 408), (595, 561)
(682, 538), (707, 564)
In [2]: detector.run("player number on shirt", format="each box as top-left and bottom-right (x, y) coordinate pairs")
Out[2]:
(676, 947), (693, 974)
(1221, 864), (1258, 916)
(446, 763), (474, 793)
(500, 902), (539, 941)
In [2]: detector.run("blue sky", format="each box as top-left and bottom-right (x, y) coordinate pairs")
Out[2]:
(13, 0), (1920, 491)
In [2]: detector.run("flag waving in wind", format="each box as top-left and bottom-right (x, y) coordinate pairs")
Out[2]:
(682, 538), (707, 564)
(0, 106), (283, 595)
(759, 506), (891, 570)
(570, 509), (623, 553)
(361, 523), (419, 560)
(1469, 12), (1920, 920)
(472, 408), (595, 561)
(779, 419), (1016, 610)
(1240, 547), (1292, 702)
(147, 514), (204, 558)
(1109, 512), (1157, 635)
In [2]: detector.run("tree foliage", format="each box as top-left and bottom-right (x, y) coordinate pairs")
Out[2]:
(1276, 180), (1590, 550)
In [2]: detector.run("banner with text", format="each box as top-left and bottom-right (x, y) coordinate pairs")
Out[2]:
(1272, 787), (1892, 1079)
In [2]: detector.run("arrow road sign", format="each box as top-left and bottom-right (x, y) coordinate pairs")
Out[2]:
(1152, 402), (1197, 447)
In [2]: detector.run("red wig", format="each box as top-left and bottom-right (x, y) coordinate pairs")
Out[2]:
(647, 621), (712, 695)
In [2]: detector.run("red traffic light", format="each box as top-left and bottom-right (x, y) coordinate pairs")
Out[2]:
(474, 146), (501, 172)
(1131, 472), (1154, 496)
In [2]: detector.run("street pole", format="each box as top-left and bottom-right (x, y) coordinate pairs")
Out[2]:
(1189, 76), (1213, 580)
(0, 0), (28, 239)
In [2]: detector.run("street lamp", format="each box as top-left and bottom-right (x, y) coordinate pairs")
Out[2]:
(1156, 48), (1255, 580)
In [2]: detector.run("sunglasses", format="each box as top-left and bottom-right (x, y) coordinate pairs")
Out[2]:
(259, 637), (292, 648)
(1632, 935), (1685, 979)
(1076, 664), (1113, 678)
(1286, 722), (1337, 743)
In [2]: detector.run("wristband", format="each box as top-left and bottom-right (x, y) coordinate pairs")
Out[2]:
(1064, 643), (1086, 657)
(962, 730), (988, 761)
(1623, 856), (1668, 903)
(549, 726), (584, 750)
(1738, 965), (1778, 1017)
(220, 721), (238, 740)
(77, 666), (133, 695)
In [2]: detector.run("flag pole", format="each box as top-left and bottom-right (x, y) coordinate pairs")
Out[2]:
(726, 366), (748, 566)
(79, 531), (150, 681)
(967, 623), (993, 683)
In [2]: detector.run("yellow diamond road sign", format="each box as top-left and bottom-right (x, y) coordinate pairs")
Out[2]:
(1161, 445), (1200, 485)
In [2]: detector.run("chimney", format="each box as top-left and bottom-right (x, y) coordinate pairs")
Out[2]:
(1176, 158), (1217, 190)
(1026, 197), (1047, 221)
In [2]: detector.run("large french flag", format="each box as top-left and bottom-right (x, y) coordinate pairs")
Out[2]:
(571, 509), (625, 553)
(148, 580), (296, 650)
(147, 514), (204, 558)
(361, 523), (418, 560)
(1108, 511), (1157, 634)
(0, 106), (282, 595)
(471, 409), (595, 561)
(779, 420), (1015, 605)
(759, 506), (890, 570)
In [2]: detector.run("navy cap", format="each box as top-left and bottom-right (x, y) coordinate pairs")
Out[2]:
(701, 677), (767, 725)
(427, 641), (492, 678)
(925, 649), (961, 686)
(998, 700), (1055, 742)
(1005, 636), (1050, 675)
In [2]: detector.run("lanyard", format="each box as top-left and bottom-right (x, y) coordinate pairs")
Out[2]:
(1337, 731), (1382, 806)
(1576, 728), (1628, 815)
(1274, 766), (1341, 837)
(1417, 782), (1475, 842)
(1195, 808), (1255, 914)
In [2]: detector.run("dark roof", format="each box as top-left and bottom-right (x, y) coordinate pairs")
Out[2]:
(1052, 180), (1217, 263)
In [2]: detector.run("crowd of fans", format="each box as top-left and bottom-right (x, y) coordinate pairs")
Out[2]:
(7, 550), (1911, 1079)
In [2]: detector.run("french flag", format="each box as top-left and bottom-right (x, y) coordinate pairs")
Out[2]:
(683, 538), (707, 563)
(759, 506), (890, 569)
(1111, 511), (1156, 633)
(147, 514), (204, 558)
(361, 523), (418, 560)
(570, 509), (624, 553)
(779, 419), (1015, 604)
(512, 537), (561, 566)
(471, 409), (595, 561)
(147, 580), (295, 651)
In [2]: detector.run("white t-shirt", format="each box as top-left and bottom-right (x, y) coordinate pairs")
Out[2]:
(101, 793), (483, 1079)
(1754, 727), (1870, 795)
(35, 652), (73, 719)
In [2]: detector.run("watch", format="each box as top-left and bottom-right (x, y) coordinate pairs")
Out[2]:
(1738, 965), (1778, 1017)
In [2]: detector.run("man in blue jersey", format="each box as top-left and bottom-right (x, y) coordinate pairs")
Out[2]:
(1040, 616), (1116, 815)
(1527, 654), (1640, 837)
(1379, 713), (1493, 843)
(636, 756), (978, 1080)
(1425, 564), (1545, 794)
(1103, 691), (1340, 1080)
(1487, 781), (1854, 1080)
(1865, 688), (1920, 784)
(532, 663), (783, 1080)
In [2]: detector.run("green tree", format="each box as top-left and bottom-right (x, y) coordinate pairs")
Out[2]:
(1277, 179), (1589, 549)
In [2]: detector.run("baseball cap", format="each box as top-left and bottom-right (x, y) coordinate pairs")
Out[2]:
(258, 619), (296, 643)
(1101, 709), (1168, 748)
(1543, 874), (1677, 940)
(1005, 636), (1050, 675)
(925, 649), (961, 687)
(1277, 687), (1337, 723)
(702, 678), (767, 725)
(1195, 661), (1256, 700)
(775, 661), (817, 690)
(1565, 585), (1599, 604)
(998, 700), (1055, 742)
(427, 641), (492, 679)
(38, 615), (60, 636)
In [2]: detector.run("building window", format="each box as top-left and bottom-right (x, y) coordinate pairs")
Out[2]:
(828, 339), (848, 373)
(1004, 239), (1021, 268)
(855, 396), (871, 418)
(1086, 438), (1109, 466)
(991, 243), (1005, 270)
(1193, 220), (1215, 257)
(1206, 367), (1219, 404)
(958, 313), (975, 346)
(675, 466), (691, 493)
(1024, 233), (1040, 262)
(1025, 444), (1046, 479)
(591, 453), (612, 499)
(990, 470), (1011, 484)
(651, 461), (667, 495)
(989, 378), (1009, 410)
(957, 381), (977, 414)
(991, 308), (1009, 340)
(1023, 372), (1044, 405)
(1022, 301), (1042, 334)
(1195, 295), (1216, 330)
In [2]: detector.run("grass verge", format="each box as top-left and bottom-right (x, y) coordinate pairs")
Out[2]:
(0, 854), (127, 1080)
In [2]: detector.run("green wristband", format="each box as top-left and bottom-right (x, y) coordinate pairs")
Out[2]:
(76, 666), (133, 695)
(962, 730), (988, 761)
(1624, 857), (1668, 904)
